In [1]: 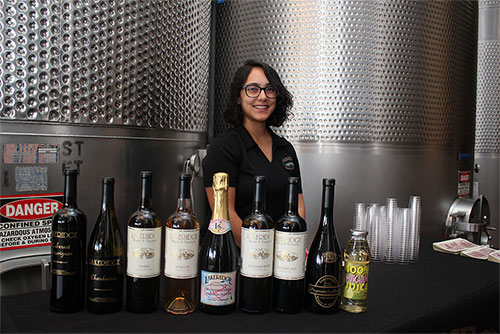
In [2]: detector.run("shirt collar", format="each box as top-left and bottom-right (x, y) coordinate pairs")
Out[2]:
(236, 125), (288, 150)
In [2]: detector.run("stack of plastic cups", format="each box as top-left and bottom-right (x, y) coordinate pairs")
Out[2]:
(408, 196), (421, 263)
(353, 203), (367, 231)
(397, 208), (411, 264)
(383, 198), (398, 264)
(368, 204), (381, 261)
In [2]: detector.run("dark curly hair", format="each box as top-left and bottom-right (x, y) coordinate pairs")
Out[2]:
(223, 60), (293, 127)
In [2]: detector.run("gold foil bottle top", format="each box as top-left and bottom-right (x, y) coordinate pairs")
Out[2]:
(211, 172), (229, 221)
(212, 172), (228, 192)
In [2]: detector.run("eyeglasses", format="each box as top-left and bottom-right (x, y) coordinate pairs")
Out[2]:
(242, 84), (277, 99)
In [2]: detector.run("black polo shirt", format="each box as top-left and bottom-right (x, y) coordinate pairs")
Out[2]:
(203, 125), (303, 223)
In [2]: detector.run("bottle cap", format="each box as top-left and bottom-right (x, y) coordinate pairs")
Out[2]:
(102, 177), (115, 184)
(141, 171), (153, 178)
(323, 178), (336, 186)
(65, 169), (78, 176)
(255, 175), (266, 182)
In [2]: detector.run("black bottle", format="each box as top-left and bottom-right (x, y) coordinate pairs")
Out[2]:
(304, 178), (342, 313)
(239, 176), (274, 313)
(199, 172), (238, 314)
(273, 177), (307, 313)
(126, 171), (162, 313)
(50, 169), (87, 313)
(87, 177), (124, 313)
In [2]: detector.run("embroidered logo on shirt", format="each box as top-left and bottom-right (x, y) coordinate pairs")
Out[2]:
(282, 156), (295, 171)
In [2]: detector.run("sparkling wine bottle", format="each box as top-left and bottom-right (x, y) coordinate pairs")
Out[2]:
(126, 171), (162, 313)
(273, 177), (307, 314)
(239, 176), (274, 313)
(87, 177), (124, 313)
(50, 169), (87, 313)
(199, 172), (238, 314)
(304, 178), (342, 313)
(163, 173), (200, 315)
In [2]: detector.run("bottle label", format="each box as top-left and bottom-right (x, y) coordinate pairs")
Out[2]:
(51, 229), (80, 276)
(273, 230), (306, 280)
(87, 256), (123, 303)
(307, 275), (341, 308)
(200, 270), (236, 306)
(208, 218), (231, 235)
(164, 227), (199, 279)
(126, 226), (161, 278)
(240, 227), (274, 278)
(343, 260), (369, 300)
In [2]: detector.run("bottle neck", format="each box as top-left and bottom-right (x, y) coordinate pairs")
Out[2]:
(101, 182), (115, 210)
(253, 180), (266, 214)
(140, 175), (153, 210)
(63, 173), (77, 207)
(286, 181), (299, 216)
(320, 184), (335, 231)
(212, 189), (229, 221)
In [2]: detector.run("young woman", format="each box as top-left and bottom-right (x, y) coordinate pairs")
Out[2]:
(203, 60), (305, 247)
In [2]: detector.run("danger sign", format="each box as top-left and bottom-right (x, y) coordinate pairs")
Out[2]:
(0, 193), (63, 251)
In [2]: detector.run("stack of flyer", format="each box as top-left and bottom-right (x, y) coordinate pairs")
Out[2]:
(432, 238), (500, 262)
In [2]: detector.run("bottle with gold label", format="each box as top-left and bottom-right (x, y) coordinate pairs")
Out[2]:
(87, 177), (124, 314)
(304, 178), (342, 313)
(199, 172), (238, 314)
(126, 171), (162, 313)
(341, 229), (370, 313)
(163, 173), (200, 315)
(50, 169), (87, 313)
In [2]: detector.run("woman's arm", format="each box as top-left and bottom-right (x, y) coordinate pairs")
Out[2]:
(205, 186), (243, 248)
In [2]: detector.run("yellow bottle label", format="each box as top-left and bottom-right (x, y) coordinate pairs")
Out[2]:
(343, 260), (369, 300)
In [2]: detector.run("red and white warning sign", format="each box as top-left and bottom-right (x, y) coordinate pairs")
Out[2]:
(0, 193), (62, 251)
(458, 171), (471, 197)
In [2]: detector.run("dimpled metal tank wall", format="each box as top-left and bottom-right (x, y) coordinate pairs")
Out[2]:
(476, 0), (500, 248)
(0, 0), (211, 295)
(214, 0), (478, 246)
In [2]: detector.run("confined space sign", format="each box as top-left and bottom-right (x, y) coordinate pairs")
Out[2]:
(0, 193), (62, 251)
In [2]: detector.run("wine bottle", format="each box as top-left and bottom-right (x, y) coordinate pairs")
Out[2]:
(199, 172), (238, 314)
(273, 177), (307, 314)
(239, 176), (274, 314)
(304, 178), (342, 313)
(163, 173), (200, 315)
(50, 169), (87, 313)
(126, 171), (162, 313)
(87, 177), (124, 313)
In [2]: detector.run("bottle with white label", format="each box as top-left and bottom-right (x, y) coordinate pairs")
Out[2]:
(50, 169), (87, 313)
(239, 176), (274, 313)
(199, 172), (238, 314)
(87, 177), (124, 314)
(126, 171), (162, 313)
(273, 177), (307, 314)
(163, 173), (200, 315)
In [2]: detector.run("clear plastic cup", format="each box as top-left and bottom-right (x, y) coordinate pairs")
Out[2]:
(397, 208), (411, 265)
(383, 198), (398, 264)
(368, 204), (381, 261)
(408, 196), (421, 263)
(353, 202), (367, 231)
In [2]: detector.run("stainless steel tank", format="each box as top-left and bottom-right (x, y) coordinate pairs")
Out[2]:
(476, 0), (500, 248)
(214, 0), (478, 247)
(0, 0), (211, 295)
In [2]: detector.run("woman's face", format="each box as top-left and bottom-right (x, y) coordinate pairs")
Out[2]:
(239, 67), (276, 125)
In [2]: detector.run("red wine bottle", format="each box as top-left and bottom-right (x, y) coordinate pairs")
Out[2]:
(304, 178), (342, 313)
(273, 177), (307, 313)
(87, 177), (124, 313)
(50, 169), (87, 313)
(199, 172), (238, 314)
(126, 171), (162, 313)
(163, 173), (200, 315)
(239, 176), (274, 313)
